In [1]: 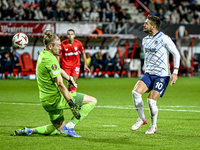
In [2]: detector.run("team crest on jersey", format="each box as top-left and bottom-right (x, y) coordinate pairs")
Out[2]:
(65, 48), (68, 51)
(160, 78), (164, 82)
(74, 47), (78, 51)
(51, 64), (57, 70)
(155, 41), (158, 44)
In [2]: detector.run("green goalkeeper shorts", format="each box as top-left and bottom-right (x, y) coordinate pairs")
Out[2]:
(41, 92), (84, 124)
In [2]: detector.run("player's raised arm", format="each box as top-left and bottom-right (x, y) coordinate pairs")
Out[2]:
(164, 36), (180, 85)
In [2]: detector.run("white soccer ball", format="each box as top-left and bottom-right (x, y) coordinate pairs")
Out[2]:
(12, 33), (28, 49)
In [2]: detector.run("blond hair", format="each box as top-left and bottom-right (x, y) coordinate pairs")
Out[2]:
(43, 30), (60, 46)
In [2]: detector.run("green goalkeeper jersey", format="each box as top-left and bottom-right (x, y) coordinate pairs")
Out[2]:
(36, 49), (61, 102)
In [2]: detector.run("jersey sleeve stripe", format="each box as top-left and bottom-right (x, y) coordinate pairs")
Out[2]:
(52, 70), (60, 75)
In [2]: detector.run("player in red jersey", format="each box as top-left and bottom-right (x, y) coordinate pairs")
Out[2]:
(57, 29), (90, 92)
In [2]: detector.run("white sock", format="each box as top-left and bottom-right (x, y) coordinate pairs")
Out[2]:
(132, 90), (146, 121)
(147, 98), (158, 127)
(66, 121), (75, 129)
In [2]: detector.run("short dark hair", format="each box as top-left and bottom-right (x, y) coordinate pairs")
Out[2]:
(67, 29), (75, 34)
(147, 15), (161, 29)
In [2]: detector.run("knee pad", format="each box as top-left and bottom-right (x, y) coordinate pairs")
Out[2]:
(132, 90), (143, 107)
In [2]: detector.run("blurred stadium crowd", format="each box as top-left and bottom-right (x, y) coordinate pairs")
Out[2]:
(0, 0), (200, 25)
(0, 0), (199, 79)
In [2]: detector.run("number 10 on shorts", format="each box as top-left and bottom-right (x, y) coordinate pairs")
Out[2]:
(155, 82), (163, 90)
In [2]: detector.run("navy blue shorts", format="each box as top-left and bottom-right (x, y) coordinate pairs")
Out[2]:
(140, 73), (170, 97)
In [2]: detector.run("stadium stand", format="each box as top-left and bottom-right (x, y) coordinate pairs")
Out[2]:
(21, 53), (36, 72)
(0, 0), (200, 78)
(0, 0), (199, 24)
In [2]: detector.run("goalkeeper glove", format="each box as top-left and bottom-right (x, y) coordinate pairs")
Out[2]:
(67, 99), (81, 120)
(68, 76), (77, 88)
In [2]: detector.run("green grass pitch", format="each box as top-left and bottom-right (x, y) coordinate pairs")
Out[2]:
(0, 77), (200, 150)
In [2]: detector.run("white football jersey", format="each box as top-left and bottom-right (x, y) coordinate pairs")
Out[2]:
(142, 31), (180, 76)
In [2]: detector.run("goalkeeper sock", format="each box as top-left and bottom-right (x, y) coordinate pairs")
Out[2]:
(34, 124), (60, 135)
(50, 129), (60, 135)
(70, 103), (96, 125)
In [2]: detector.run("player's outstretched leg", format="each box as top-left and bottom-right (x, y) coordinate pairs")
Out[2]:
(145, 98), (158, 134)
(34, 124), (60, 135)
(11, 128), (24, 136)
(131, 90), (147, 131)
(11, 127), (33, 136)
(11, 124), (60, 136)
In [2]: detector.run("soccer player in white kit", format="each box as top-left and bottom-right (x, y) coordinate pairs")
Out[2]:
(131, 15), (180, 134)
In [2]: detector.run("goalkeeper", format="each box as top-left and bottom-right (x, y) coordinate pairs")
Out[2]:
(11, 30), (97, 137)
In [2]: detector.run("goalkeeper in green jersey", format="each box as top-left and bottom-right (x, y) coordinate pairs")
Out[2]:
(11, 30), (97, 137)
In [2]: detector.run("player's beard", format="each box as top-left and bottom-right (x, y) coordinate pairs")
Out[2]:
(144, 27), (153, 35)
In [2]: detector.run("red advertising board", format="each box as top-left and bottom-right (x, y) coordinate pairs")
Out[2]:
(0, 22), (55, 35)
(0, 22), (97, 36)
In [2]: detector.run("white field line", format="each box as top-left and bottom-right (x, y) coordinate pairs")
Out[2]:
(0, 102), (200, 113)
(95, 106), (200, 113)
(102, 125), (117, 127)
(0, 102), (41, 106)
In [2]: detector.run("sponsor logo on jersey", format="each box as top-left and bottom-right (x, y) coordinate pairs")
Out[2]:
(51, 64), (57, 70)
(145, 48), (156, 52)
(65, 52), (79, 56)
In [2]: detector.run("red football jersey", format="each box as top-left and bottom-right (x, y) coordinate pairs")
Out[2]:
(60, 39), (84, 68)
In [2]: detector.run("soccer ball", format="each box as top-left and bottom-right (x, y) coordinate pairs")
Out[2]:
(12, 33), (28, 49)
